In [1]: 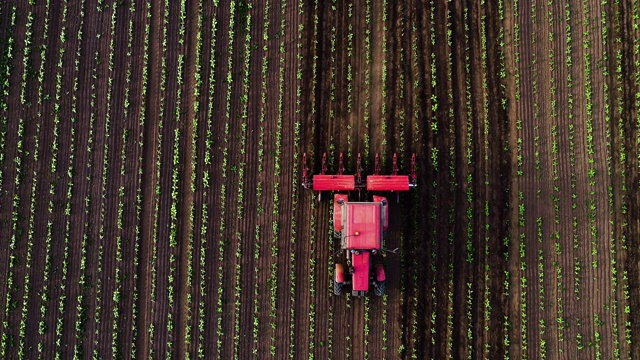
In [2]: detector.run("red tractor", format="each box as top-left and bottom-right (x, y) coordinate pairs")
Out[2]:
(302, 152), (416, 296)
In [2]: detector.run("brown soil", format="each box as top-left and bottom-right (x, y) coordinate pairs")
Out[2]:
(0, 0), (638, 359)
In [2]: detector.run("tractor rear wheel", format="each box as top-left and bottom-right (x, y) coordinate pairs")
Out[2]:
(374, 281), (386, 296)
(334, 281), (343, 295)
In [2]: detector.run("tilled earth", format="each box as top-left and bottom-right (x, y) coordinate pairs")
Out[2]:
(0, 1), (639, 359)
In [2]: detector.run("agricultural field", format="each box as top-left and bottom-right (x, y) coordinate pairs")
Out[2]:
(0, 0), (639, 359)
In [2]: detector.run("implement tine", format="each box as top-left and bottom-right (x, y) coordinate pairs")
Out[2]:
(322, 152), (328, 175)
(411, 153), (417, 185)
(356, 153), (363, 185)
(392, 153), (398, 175)
(302, 153), (309, 188)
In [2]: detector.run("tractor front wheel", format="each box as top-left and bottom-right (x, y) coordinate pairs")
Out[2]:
(374, 281), (386, 296)
(334, 281), (343, 295)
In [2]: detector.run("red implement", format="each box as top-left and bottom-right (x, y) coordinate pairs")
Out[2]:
(366, 175), (410, 191)
(313, 175), (355, 191)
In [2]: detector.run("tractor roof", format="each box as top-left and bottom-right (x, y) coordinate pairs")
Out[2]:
(344, 202), (382, 250)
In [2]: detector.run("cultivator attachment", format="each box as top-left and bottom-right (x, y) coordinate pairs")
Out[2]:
(302, 152), (416, 200)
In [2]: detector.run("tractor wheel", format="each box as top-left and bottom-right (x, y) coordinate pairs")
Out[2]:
(334, 263), (345, 295)
(374, 281), (386, 296)
(334, 281), (343, 295)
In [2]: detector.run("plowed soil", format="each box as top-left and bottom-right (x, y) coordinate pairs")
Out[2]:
(0, 0), (639, 359)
